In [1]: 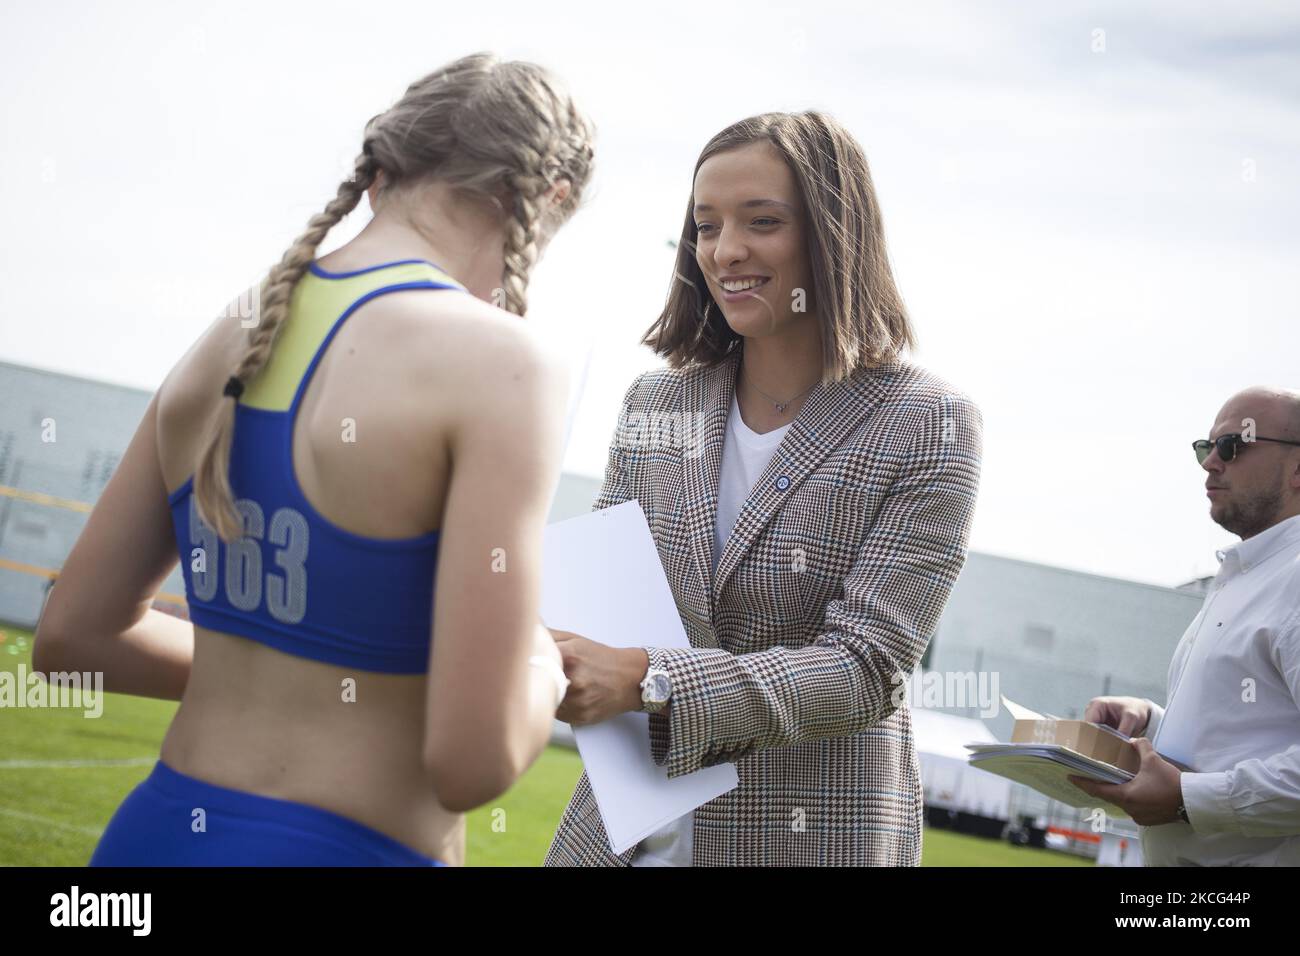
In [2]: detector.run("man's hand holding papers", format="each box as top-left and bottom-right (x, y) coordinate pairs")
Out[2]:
(1068, 737), (1185, 826)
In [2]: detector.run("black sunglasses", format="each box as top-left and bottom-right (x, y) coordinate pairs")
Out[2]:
(1193, 433), (1300, 464)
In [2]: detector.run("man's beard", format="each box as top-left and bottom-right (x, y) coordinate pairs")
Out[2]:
(1216, 485), (1283, 539)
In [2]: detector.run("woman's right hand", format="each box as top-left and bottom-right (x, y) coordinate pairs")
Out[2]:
(1084, 696), (1152, 736)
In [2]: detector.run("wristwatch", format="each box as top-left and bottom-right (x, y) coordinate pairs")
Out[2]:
(639, 649), (673, 714)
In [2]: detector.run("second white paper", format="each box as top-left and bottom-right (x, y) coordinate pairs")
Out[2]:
(541, 500), (739, 855)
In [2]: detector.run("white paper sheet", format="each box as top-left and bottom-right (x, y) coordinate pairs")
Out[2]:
(1000, 693), (1060, 722)
(541, 500), (739, 854)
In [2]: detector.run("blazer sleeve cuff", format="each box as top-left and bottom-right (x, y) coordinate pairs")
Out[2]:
(644, 645), (738, 778)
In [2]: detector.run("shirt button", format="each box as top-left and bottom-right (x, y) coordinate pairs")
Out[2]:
(775, 475), (791, 491)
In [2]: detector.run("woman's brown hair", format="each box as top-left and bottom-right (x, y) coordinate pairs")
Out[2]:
(642, 110), (914, 383)
(194, 52), (595, 541)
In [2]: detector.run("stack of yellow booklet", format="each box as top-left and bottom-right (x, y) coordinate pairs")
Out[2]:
(963, 695), (1144, 818)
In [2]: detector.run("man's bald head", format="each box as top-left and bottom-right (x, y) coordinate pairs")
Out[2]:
(1214, 386), (1300, 443)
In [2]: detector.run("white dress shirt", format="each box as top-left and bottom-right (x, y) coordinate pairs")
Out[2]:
(1140, 512), (1300, 866)
(631, 392), (791, 867)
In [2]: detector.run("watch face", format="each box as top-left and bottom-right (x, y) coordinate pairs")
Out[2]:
(648, 673), (671, 701)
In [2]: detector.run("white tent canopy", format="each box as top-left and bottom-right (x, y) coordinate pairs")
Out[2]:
(911, 707), (1012, 820)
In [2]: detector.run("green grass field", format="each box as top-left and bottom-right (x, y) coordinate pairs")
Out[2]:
(0, 625), (1089, 866)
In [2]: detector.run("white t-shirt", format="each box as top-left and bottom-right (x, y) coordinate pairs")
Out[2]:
(631, 391), (792, 866)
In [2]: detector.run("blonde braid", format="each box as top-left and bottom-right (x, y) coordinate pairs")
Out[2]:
(498, 168), (549, 317)
(193, 151), (378, 542)
(499, 124), (589, 317)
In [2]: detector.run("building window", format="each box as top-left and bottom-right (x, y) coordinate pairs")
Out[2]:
(1024, 623), (1055, 650)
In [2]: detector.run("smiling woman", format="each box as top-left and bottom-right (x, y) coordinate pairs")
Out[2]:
(544, 111), (984, 867)
(651, 113), (915, 385)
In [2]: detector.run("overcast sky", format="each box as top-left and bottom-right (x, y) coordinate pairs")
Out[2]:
(2, 0), (1297, 587)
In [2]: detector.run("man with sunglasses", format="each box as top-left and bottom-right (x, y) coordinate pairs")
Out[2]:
(1072, 386), (1300, 865)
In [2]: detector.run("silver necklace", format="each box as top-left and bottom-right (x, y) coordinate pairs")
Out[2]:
(741, 366), (818, 414)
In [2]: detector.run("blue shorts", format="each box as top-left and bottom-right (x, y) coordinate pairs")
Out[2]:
(89, 760), (448, 867)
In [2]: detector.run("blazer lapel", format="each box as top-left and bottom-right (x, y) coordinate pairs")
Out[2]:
(710, 358), (898, 606)
(680, 349), (742, 625)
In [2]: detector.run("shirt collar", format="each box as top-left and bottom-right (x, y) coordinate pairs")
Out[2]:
(1217, 512), (1300, 573)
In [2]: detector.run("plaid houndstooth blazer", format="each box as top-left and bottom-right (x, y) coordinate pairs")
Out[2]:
(543, 346), (983, 866)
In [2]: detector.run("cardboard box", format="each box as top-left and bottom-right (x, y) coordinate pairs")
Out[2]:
(1010, 718), (1141, 774)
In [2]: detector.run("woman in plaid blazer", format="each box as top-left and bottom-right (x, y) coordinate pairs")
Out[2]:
(545, 111), (984, 866)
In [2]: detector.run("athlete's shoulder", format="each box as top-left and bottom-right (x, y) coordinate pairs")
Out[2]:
(158, 288), (259, 419)
(395, 299), (569, 439)
(362, 281), (557, 374)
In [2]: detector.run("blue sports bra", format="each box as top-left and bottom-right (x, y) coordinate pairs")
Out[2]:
(168, 258), (468, 674)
